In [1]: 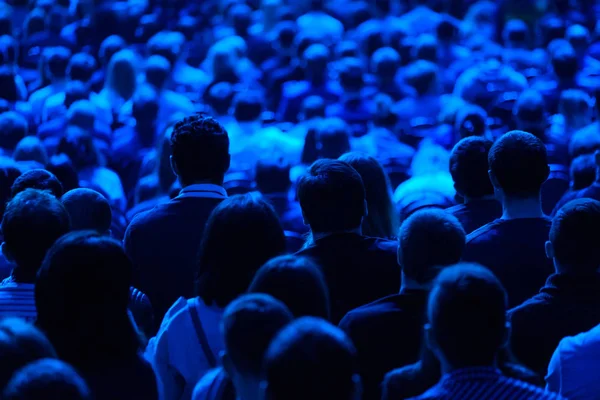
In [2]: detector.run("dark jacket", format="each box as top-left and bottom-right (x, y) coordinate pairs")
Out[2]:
(509, 273), (600, 375)
(445, 199), (502, 235)
(297, 233), (400, 322)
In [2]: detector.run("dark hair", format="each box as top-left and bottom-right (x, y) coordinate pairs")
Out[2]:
(61, 189), (112, 234)
(99, 35), (126, 66)
(488, 131), (549, 197)
(0, 160), (21, 216)
(503, 19), (528, 45)
(371, 47), (400, 80)
(232, 91), (263, 122)
(450, 137), (494, 198)
(264, 317), (359, 400)
(569, 127), (600, 159)
(301, 96), (325, 120)
(46, 47), (71, 79)
(24, 9), (46, 37)
(339, 153), (397, 239)
(230, 3), (252, 36)
(0, 318), (57, 389)
(196, 194), (286, 307)
(67, 53), (96, 82)
(429, 263), (507, 368)
(552, 44), (578, 80)
(170, 114), (230, 185)
(64, 81), (88, 109)
(11, 169), (63, 198)
(454, 105), (487, 139)
(338, 58), (364, 93)
(35, 231), (141, 367)
(57, 127), (102, 170)
(222, 294), (292, 375)
(46, 154), (79, 193)
(145, 55), (170, 89)
(413, 34), (438, 62)
(514, 90), (546, 139)
(248, 255), (330, 320)
(0, 112), (27, 151)
(3, 359), (90, 400)
(206, 82), (234, 115)
(315, 119), (351, 160)
(255, 158), (290, 194)
(132, 85), (159, 143)
(570, 154), (595, 190)
(404, 60), (438, 96)
(276, 21), (296, 49)
(13, 137), (48, 166)
(399, 209), (465, 284)
(0, 68), (18, 102)
(551, 199), (600, 271)
(297, 159), (366, 233)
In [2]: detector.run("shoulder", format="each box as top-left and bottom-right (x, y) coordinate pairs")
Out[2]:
(282, 80), (310, 98)
(369, 237), (399, 253)
(500, 375), (562, 399)
(192, 368), (224, 400)
(466, 219), (502, 244)
(507, 295), (548, 321)
(445, 203), (466, 215)
(339, 295), (400, 331)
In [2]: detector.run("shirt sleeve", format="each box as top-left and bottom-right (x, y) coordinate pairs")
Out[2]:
(546, 339), (564, 395)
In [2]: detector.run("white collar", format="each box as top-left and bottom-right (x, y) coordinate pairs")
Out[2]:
(177, 184), (228, 199)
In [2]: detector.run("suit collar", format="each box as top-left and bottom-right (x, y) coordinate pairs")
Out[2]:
(177, 184), (228, 200)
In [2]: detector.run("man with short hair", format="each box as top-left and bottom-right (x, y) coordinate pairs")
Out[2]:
(61, 188), (112, 234)
(446, 137), (502, 234)
(0, 112), (27, 156)
(11, 169), (63, 199)
(409, 263), (562, 400)
(339, 209), (466, 400)
(0, 189), (71, 321)
(463, 131), (553, 307)
(263, 317), (361, 400)
(297, 159), (400, 322)
(509, 199), (600, 375)
(125, 114), (230, 322)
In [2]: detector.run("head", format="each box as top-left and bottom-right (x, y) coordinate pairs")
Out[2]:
(144, 55), (171, 90)
(13, 137), (48, 166)
(566, 24), (590, 55)
(315, 118), (351, 160)
(2, 189), (70, 281)
(24, 9), (46, 38)
(298, 159), (366, 234)
(263, 317), (361, 400)
(46, 47), (71, 81)
(3, 359), (90, 400)
(426, 263), (508, 370)
(63, 81), (88, 110)
(0, 68), (19, 102)
(57, 127), (101, 171)
(105, 49), (138, 101)
(0, 160), (21, 216)
(221, 294), (293, 397)
(170, 114), (230, 187)
(67, 53), (96, 83)
(404, 60), (438, 96)
(132, 85), (159, 145)
(255, 158), (291, 194)
(98, 35), (126, 67)
(300, 96), (325, 121)
(0, 112), (27, 151)
(196, 194), (286, 308)
(233, 91), (264, 122)
(450, 137), (494, 200)
(513, 90), (546, 139)
(548, 199), (600, 273)
(66, 100), (96, 129)
(61, 189), (111, 235)
(413, 34), (438, 62)
(248, 255), (330, 319)
(206, 82), (234, 116)
(489, 131), (549, 200)
(569, 127), (600, 159)
(372, 47), (400, 83)
(338, 153), (397, 239)
(454, 105), (488, 139)
(147, 32), (181, 66)
(338, 58), (364, 96)
(559, 89), (592, 130)
(303, 44), (329, 84)
(11, 170), (63, 198)
(551, 44), (578, 81)
(230, 3), (253, 37)
(46, 154), (79, 193)
(502, 19), (529, 48)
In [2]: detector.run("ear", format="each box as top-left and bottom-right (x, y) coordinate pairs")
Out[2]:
(501, 321), (511, 349)
(170, 155), (179, 177)
(545, 240), (554, 260)
(488, 170), (500, 189)
(223, 153), (231, 174)
(424, 323), (436, 352)
(351, 374), (363, 400)
(363, 199), (369, 218)
(1, 243), (14, 263)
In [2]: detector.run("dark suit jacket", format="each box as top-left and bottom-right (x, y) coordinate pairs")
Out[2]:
(297, 233), (400, 322)
(509, 273), (600, 375)
(445, 199), (502, 235)
(124, 196), (223, 322)
(339, 290), (429, 400)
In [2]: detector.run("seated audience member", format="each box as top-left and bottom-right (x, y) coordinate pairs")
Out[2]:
(13, 136), (48, 167)
(297, 159), (400, 322)
(35, 231), (158, 400)
(463, 131), (553, 307)
(29, 46), (71, 120)
(409, 264), (562, 400)
(46, 154), (79, 193)
(248, 255), (330, 320)
(552, 150), (600, 211)
(368, 47), (415, 102)
(570, 154), (596, 191)
(339, 153), (398, 239)
(509, 199), (600, 375)
(453, 105), (489, 140)
(313, 118), (352, 161)
(11, 169), (63, 198)
(3, 359), (91, 400)
(0, 190), (70, 321)
(192, 294), (293, 400)
(446, 137), (502, 234)
(148, 194), (286, 400)
(0, 112), (27, 156)
(125, 114), (231, 321)
(339, 209), (465, 400)
(262, 317), (360, 400)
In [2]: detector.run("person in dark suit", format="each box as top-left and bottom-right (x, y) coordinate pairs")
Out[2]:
(338, 209), (466, 400)
(124, 114), (230, 322)
(446, 137), (502, 234)
(296, 159), (400, 322)
(509, 199), (600, 376)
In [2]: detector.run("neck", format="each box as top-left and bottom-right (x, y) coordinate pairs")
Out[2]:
(400, 272), (429, 293)
(463, 194), (495, 204)
(440, 358), (497, 375)
(235, 376), (261, 400)
(180, 179), (224, 188)
(501, 195), (543, 220)
(312, 227), (362, 241)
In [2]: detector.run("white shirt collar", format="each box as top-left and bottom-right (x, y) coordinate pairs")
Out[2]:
(177, 184), (228, 199)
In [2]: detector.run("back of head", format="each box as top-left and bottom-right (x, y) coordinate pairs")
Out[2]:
(551, 44), (578, 80)
(413, 34), (438, 62)
(338, 58), (364, 93)
(13, 136), (48, 166)
(61, 189), (112, 234)
(230, 3), (252, 36)
(0, 160), (21, 215)
(249, 255), (330, 319)
(297, 159), (365, 233)
(264, 317), (359, 400)
(64, 81), (88, 110)
(570, 154), (595, 190)
(513, 90), (546, 137)
(3, 359), (90, 400)
(132, 84), (159, 127)
(145, 55), (171, 89)
(454, 105), (487, 139)
(316, 118), (350, 159)
(67, 53), (96, 83)
(372, 47), (400, 80)
(450, 136), (494, 198)
(99, 35), (126, 66)
(67, 100), (96, 128)
(0, 67), (18, 102)
(566, 24), (590, 50)
(46, 154), (79, 193)
(2, 189), (70, 279)
(106, 49), (137, 100)
(170, 114), (230, 186)
(233, 91), (264, 122)
(502, 19), (528, 48)
(24, 9), (46, 37)
(428, 263), (507, 368)
(12, 169), (63, 198)
(304, 44), (329, 79)
(206, 82), (234, 115)
(197, 194), (286, 307)
(550, 199), (600, 272)
(46, 47), (71, 80)
(0, 111), (27, 151)
(276, 21), (296, 50)
(488, 130), (549, 198)
(301, 96), (325, 120)
(404, 60), (438, 96)
(559, 89), (592, 124)
(255, 158), (291, 194)
(399, 209), (465, 285)
(222, 294), (293, 378)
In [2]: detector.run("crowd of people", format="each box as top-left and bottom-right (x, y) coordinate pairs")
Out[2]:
(1, 0), (600, 399)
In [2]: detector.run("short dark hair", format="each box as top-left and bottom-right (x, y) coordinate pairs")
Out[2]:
(196, 194), (286, 307)
(249, 255), (330, 319)
(0, 112), (27, 150)
(552, 44), (578, 79)
(46, 47), (71, 79)
(338, 58), (364, 92)
(2, 189), (70, 277)
(372, 47), (400, 79)
(145, 55), (170, 89)
(503, 19), (528, 45)
(46, 154), (79, 193)
(450, 137), (494, 198)
(488, 131), (549, 197)
(222, 294), (292, 376)
(3, 359), (91, 400)
(297, 159), (366, 233)
(99, 35), (126, 66)
(57, 127), (101, 171)
(428, 263), (507, 368)
(551, 199), (600, 271)
(13, 137), (48, 166)
(315, 119), (351, 160)
(11, 170), (63, 198)
(514, 90), (546, 137)
(230, 3), (252, 36)
(171, 114), (230, 185)
(232, 91), (263, 122)
(399, 209), (465, 284)
(569, 128), (600, 159)
(67, 53), (96, 82)
(255, 158), (290, 194)
(0, 160), (21, 216)
(570, 154), (595, 190)
(61, 189), (112, 234)
(404, 60), (438, 96)
(264, 317), (359, 400)
(206, 82), (234, 115)
(454, 105), (487, 139)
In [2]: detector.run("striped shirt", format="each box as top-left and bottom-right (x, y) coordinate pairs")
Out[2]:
(410, 367), (564, 400)
(0, 277), (36, 322)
